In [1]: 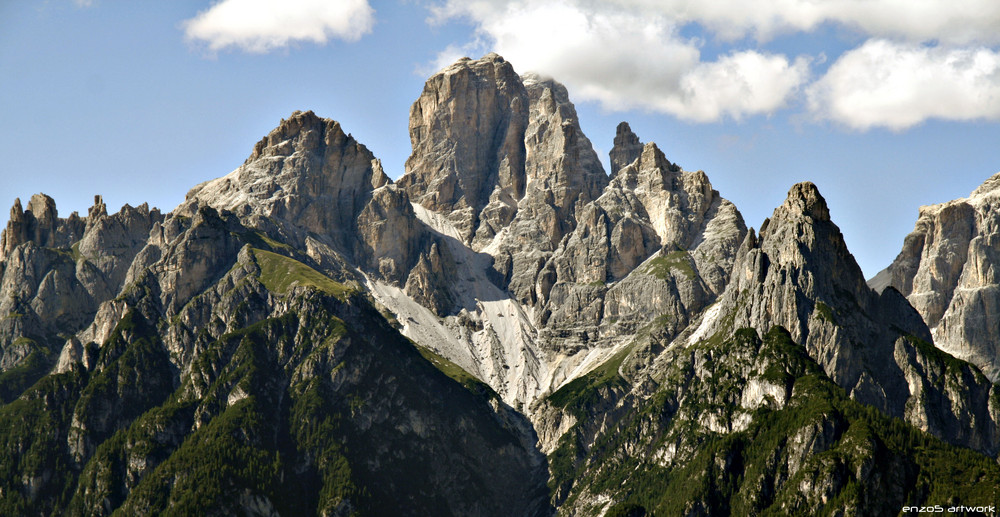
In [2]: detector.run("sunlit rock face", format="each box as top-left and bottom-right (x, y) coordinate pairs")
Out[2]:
(873, 172), (1000, 381)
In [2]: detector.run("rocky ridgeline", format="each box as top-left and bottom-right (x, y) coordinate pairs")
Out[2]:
(0, 53), (998, 515)
(873, 172), (1000, 381)
(0, 194), (161, 371)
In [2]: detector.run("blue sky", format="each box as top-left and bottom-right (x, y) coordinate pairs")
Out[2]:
(2, 1), (1000, 278)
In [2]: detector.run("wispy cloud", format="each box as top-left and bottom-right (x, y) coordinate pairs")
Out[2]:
(183, 0), (375, 53)
(808, 40), (1000, 130)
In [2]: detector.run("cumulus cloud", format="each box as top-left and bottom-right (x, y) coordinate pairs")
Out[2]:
(430, 0), (1000, 127)
(430, 1), (809, 122)
(668, 52), (811, 122)
(808, 39), (1000, 130)
(183, 0), (375, 53)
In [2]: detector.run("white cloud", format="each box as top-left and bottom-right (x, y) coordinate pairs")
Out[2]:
(623, 0), (1000, 45)
(430, 1), (809, 122)
(669, 52), (811, 122)
(808, 39), (1000, 130)
(436, 0), (1000, 46)
(183, 0), (375, 53)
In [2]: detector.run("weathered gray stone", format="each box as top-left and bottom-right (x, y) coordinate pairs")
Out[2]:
(873, 172), (1000, 380)
(609, 121), (644, 177)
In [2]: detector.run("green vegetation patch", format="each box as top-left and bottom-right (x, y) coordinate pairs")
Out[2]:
(814, 301), (837, 325)
(414, 344), (498, 399)
(907, 333), (978, 378)
(0, 369), (87, 515)
(251, 248), (352, 300)
(0, 346), (50, 403)
(238, 231), (294, 254)
(547, 343), (634, 412)
(644, 250), (696, 280)
(120, 397), (285, 514)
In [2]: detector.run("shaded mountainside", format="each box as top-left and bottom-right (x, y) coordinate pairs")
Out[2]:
(1, 53), (999, 516)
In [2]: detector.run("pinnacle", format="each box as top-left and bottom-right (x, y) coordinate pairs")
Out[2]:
(615, 121), (636, 137)
(610, 122), (643, 176)
(10, 197), (23, 219)
(782, 181), (830, 222)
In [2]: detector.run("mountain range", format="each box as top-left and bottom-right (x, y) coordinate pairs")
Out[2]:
(0, 53), (997, 516)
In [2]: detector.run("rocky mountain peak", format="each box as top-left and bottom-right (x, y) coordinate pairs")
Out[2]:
(246, 110), (329, 164)
(609, 121), (643, 176)
(707, 181), (895, 347)
(771, 181), (831, 226)
(9, 197), (23, 219)
(399, 55), (612, 249)
(637, 142), (671, 174)
(185, 111), (390, 248)
(521, 72), (606, 186)
(0, 198), (25, 261)
(87, 194), (107, 222)
(26, 194), (56, 222)
(750, 182), (866, 306)
(399, 54), (529, 244)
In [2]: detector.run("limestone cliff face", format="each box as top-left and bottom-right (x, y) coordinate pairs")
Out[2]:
(486, 72), (610, 306)
(399, 53), (529, 245)
(184, 111), (390, 261)
(872, 172), (1000, 380)
(182, 110), (447, 296)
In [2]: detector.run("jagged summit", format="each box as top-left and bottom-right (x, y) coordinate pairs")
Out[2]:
(398, 53), (529, 244)
(0, 193), (111, 262)
(183, 110), (401, 269)
(397, 54), (611, 249)
(191, 109), (390, 215)
(709, 181), (923, 347)
(775, 181), (830, 222)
